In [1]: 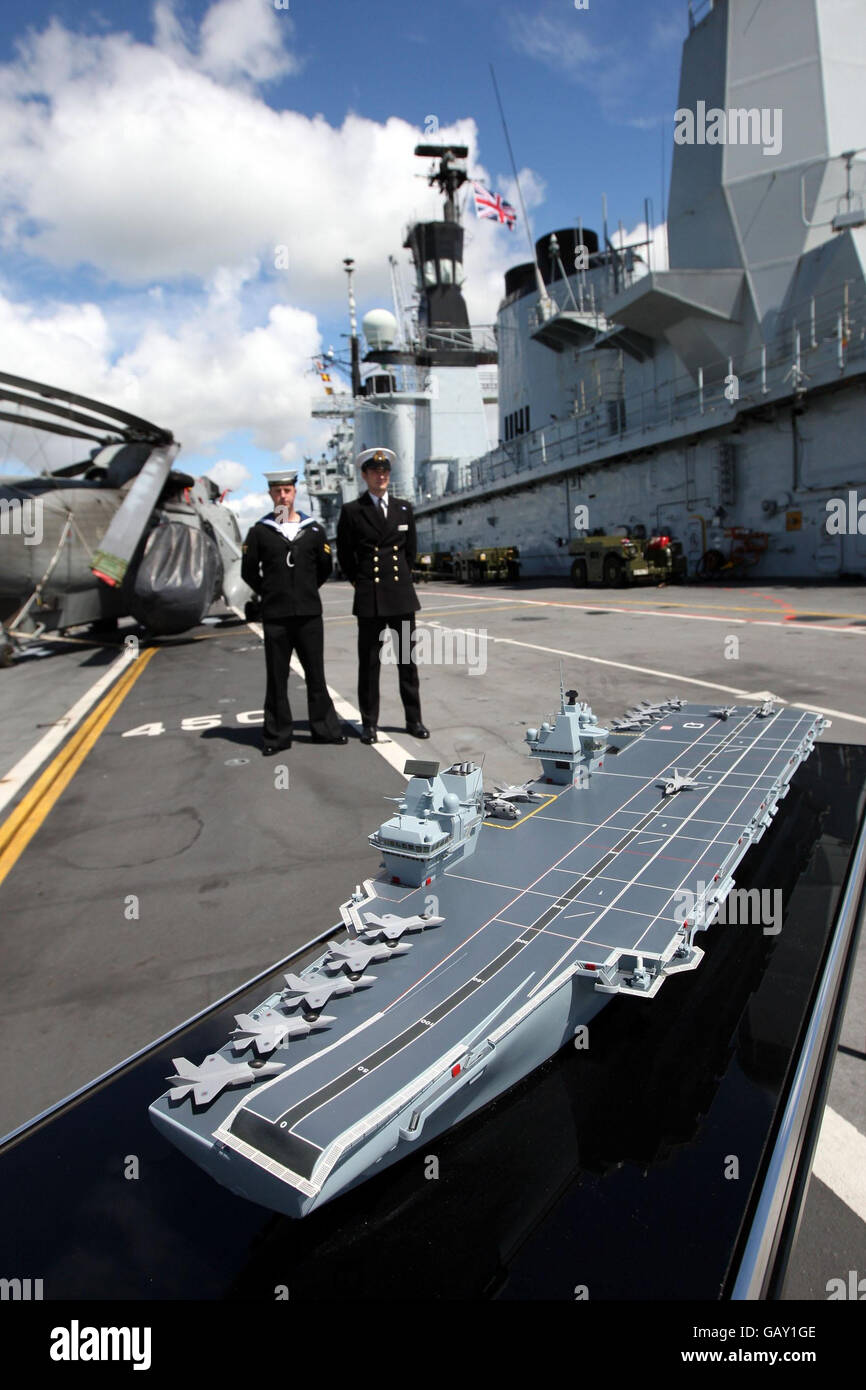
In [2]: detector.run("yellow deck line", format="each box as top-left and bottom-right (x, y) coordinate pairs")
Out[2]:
(0, 648), (157, 887)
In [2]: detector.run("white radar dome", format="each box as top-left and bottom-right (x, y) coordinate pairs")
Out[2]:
(363, 309), (398, 351)
(442, 792), (460, 813)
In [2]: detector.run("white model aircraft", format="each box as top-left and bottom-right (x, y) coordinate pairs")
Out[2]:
(658, 768), (705, 796)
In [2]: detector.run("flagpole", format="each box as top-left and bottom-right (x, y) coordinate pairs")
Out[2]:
(489, 63), (552, 318)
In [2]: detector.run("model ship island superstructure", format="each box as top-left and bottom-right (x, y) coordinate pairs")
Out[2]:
(150, 680), (827, 1217)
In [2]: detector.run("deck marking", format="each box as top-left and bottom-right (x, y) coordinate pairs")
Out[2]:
(0, 646), (141, 814)
(246, 618), (415, 777)
(418, 588), (866, 632)
(0, 649), (158, 888)
(811, 1106), (866, 1224)
(425, 622), (866, 726)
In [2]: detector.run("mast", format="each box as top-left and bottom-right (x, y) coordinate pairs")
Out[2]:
(343, 257), (361, 397)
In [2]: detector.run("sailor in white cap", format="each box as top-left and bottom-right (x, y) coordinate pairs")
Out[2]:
(241, 469), (347, 753)
(336, 448), (428, 744)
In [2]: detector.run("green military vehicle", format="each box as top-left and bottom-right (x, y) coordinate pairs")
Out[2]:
(569, 528), (686, 587)
(414, 551), (456, 582)
(452, 546), (520, 583)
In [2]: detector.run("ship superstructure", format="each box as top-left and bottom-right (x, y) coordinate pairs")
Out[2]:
(411, 0), (866, 580)
(150, 679), (827, 1219)
(306, 144), (497, 532)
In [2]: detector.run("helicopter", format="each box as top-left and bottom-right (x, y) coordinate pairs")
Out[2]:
(0, 372), (252, 665)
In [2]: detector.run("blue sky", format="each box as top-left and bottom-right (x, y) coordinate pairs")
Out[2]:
(0, 0), (686, 522)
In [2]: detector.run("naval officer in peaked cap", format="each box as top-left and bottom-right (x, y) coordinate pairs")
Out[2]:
(241, 468), (347, 754)
(337, 447), (428, 744)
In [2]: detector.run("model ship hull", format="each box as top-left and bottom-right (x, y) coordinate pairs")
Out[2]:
(150, 700), (825, 1217)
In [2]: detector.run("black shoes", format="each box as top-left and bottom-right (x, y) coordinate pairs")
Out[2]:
(360, 723), (428, 742)
(262, 740), (292, 756)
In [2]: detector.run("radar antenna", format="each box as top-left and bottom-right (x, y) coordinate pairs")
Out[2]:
(413, 143), (469, 223)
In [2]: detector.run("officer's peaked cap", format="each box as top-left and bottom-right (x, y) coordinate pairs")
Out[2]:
(357, 447), (396, 471)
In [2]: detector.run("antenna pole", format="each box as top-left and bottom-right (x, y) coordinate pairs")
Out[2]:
(343, 258), (361, 397)
(489, 63), (552, 317)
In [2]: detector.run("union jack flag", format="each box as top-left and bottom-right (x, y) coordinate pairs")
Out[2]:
(472, 181), (517, 230)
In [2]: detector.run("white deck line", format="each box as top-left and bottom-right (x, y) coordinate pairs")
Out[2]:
(424, 621), (866, 726)
(812, 1106), (866, 1224)
(245, 620), (414, 778)
(419, 590), (866, 637)
(0, 647), (137, 816)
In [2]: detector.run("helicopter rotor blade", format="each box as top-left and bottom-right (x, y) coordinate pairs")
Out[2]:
(91, 443), (179, 587)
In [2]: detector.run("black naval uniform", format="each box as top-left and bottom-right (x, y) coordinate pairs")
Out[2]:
(336, 491), (422, 728)
(241, 512), (342, 745)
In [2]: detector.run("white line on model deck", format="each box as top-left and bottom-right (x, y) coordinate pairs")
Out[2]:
(0, 647), (137, 816)
(424, 622), (866, 728)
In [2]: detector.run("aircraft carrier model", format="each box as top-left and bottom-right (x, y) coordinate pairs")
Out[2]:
(150, 678), (827, 1218)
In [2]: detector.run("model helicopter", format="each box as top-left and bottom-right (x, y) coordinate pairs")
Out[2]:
(0, 372), (252, 664)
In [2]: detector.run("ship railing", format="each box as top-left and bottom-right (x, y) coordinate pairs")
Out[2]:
(458, 282), (866, 492)
(410, 325), (498, 354)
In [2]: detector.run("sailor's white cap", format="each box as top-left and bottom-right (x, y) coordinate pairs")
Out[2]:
(356, 447), (396, 471)
(264, 468), (298, 486)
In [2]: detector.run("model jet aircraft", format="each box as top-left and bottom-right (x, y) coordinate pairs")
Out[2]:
(658, 768), (705, 796)
(230, 1007), (336, 1057)
(324, 937), (412, 979)
(281, 969), (375, 1017)
(361, 910), (445, 941)
(166, 1054), (285, 1106)
(710, 704), (738, 720)
(493, 781), (544, 803)
(0, 372), (252, 663)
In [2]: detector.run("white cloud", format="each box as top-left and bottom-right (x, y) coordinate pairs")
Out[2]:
(0, 272), (326, 456)
(203, 458), (252, 491)
(154, 0), (300, 87)
(611, 220), (669, 273)
(0, 3), (545, 487)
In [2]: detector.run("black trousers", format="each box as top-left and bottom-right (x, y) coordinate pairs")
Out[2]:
(262, 616), (342, 744)
(357, 614), (422, 727)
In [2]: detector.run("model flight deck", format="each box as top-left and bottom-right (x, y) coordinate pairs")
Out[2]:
(150, 680), (826, 1218)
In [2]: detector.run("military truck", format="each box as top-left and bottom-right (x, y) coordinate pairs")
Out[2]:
(569, 529), (686, 587)
(414, 551), (455, 582)
(452, 546), (520, 583)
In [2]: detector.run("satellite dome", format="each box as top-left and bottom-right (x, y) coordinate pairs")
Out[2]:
(363, 309), (398, 351)
(526, 728), (538, 742)
(442, 792), (460, 813)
